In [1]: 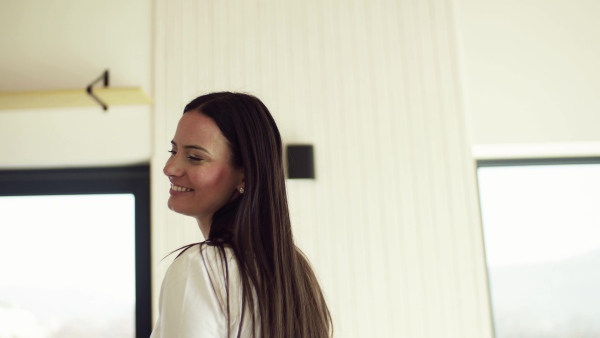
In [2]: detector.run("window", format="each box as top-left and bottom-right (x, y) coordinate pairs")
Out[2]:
(0, 166), (151, 338)
(477, 159), (600, 338)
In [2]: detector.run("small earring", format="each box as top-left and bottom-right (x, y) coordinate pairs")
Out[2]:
(239, 187), (244, 194)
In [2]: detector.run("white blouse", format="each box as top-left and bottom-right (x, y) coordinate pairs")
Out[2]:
(150, 243), (254, 338)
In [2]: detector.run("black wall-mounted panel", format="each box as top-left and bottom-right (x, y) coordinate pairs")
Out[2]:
(287, 145), (315, 179)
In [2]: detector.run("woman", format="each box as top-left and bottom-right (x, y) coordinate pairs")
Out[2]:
(151, 92), (332, 337)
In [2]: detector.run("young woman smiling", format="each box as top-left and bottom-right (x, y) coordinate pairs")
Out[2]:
(151, 92), (332, 338)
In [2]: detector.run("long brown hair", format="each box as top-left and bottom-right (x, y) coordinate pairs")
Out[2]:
(183, 92), (332, 337)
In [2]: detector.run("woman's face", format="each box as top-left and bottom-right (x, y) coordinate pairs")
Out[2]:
(163, 112), (244, 228)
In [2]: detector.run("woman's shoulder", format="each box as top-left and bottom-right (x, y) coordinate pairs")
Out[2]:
(153, 243), (243, 337)
(172, 242), (237, 271)
(168, 242), (239, 287)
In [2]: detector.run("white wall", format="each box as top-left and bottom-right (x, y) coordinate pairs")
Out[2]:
(0, 0), (152, 169)
(151, 1), (492, 337)
(455, 0), (600, 159)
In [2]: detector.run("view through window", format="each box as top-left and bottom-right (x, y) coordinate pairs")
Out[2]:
(0, 194), (135, 338)
(477, 161), (600, 338)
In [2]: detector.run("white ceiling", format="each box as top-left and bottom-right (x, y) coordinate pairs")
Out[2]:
(0, 0), (151, 93)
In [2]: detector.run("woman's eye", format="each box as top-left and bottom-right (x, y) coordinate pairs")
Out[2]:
(187, 156), (202, 162)
(168, 150), (177, 156)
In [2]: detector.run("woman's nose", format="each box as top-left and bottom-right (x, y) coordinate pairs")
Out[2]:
(163, 156), (182, 178)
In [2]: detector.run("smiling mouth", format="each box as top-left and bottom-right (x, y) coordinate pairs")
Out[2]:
(171, 184), (194, 192)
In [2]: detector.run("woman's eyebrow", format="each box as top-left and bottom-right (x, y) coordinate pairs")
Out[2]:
(184, 144), (211, 154)
(171, 140), (211, 154)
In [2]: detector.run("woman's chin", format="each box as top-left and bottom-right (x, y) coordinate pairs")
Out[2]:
(167, 199), (184, 213)
(167, 201), (196, 217)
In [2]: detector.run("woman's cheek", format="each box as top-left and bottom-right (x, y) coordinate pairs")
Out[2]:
(198, 169), (230, 189)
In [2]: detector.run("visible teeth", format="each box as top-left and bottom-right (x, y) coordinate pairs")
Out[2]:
(172, 185), (192, 192)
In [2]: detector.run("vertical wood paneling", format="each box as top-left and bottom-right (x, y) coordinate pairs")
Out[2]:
(152, 0), (493, 337)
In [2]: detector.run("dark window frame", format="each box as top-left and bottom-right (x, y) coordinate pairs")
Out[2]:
(478, 156), (600, 168)
(0, 165), (151, 338)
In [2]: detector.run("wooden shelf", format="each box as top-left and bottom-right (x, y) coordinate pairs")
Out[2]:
(0, 87), (153, 110)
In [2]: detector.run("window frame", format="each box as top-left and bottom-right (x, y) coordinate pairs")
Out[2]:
(478, 156), (600, 168)
(0, 165), (151, 338)
(476, 156), (600, 338)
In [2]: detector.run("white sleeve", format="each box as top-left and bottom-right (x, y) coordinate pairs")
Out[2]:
(150, 245), (229, 338)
